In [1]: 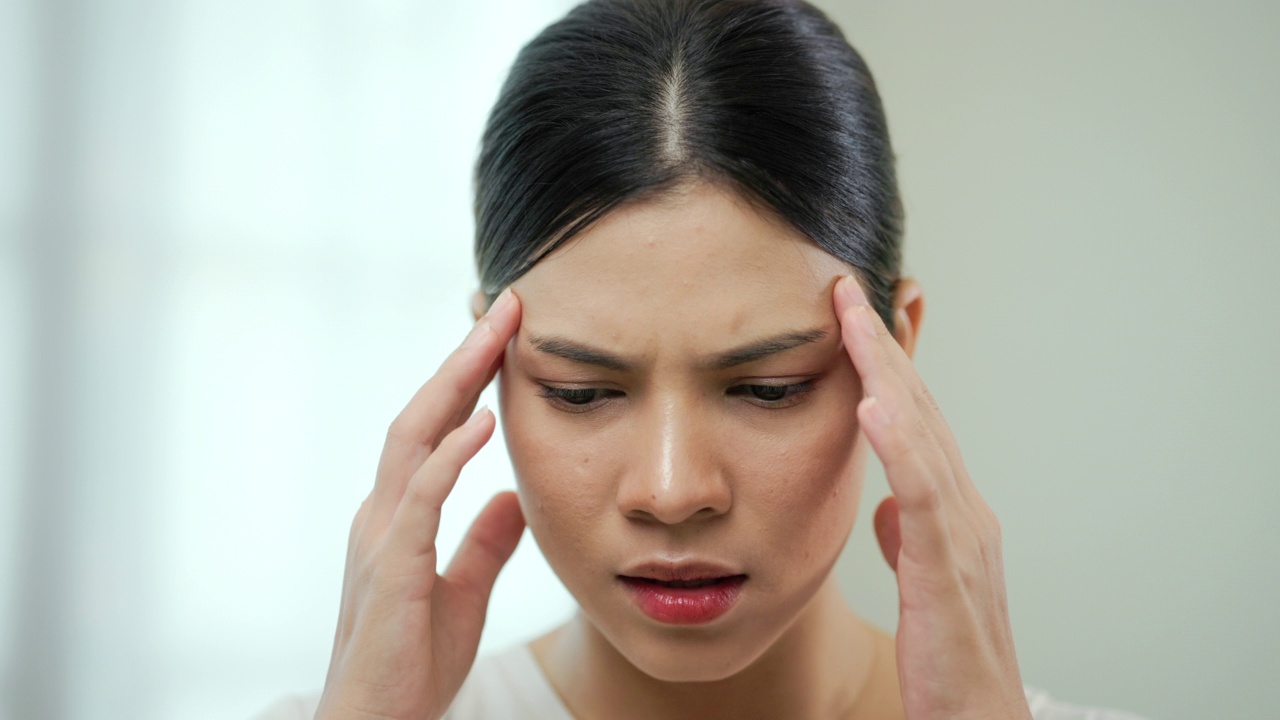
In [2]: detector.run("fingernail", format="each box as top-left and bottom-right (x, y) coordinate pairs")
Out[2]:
(855, 304), (879, 338)
(470, 404), (491, 425)
(461, 289), (513, 350)
(487, 287), (514, 317)
(840, 274), (866, 304)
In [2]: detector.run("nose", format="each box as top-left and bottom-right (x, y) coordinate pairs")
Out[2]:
(616, 395), (733, 525)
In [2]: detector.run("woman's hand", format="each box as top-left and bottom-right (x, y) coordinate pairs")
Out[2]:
(833, 276), (1032, 720)
(316, 289), (526, 720)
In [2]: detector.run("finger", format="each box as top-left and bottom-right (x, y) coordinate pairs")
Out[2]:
(384, 405), (497, 562)
(382, 289), (516, 482)
(858, 395), (952, 565)
(873, 495), (902, 572)
(835, 276), (979, 503)
(333, 494), (372, 653)
(370, 288), (520, 530)
(834, 276), (937, 436)
(835, 278), (970, 498)
(441, 349), (505, 446)
(442, 491), (526, 607)
(839, 298), (959, 512)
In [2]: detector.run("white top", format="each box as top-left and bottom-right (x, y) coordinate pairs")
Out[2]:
(252, 643), (1148, 720)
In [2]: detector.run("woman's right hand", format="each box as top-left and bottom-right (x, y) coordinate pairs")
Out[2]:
(316, 288), (525, 720)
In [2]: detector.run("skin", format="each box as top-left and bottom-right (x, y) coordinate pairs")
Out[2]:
(496, 180), (900, 718)
(316, 179), (1031, 720)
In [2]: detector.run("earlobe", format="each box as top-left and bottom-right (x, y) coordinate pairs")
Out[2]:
(470, 290), (488, 322)
(891, 278), (925, 360)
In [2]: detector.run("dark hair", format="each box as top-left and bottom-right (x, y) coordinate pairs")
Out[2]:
(473, 0), (903, 330)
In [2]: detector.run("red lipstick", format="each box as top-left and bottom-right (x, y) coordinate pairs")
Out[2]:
(618, 561), (747, 625)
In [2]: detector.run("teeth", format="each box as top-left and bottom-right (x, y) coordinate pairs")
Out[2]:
(658, 578), (721, 589)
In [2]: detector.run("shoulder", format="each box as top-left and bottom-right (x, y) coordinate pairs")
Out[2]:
(249, 662), (1149, 720)
(247, 691), (320, 720)
(443, 642), (573, 720)
(248, 644), (570, 720)
(1025, 685), (1150, 720)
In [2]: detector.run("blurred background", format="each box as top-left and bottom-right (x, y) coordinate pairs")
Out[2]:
(2, 1), (1277, 718)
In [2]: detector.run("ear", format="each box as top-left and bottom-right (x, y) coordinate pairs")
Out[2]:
(470, 289), (488, 322)
(890, 278), (925, 360)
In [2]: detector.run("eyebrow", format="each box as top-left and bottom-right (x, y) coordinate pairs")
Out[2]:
(526, 328), (829, 372)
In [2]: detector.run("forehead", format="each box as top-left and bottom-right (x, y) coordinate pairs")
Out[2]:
(510, 182), (849, 352)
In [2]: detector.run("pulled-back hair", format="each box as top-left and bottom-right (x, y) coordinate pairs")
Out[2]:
(474, 0), (904, 329)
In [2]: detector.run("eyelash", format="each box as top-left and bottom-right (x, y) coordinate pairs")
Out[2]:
(535, 381), (817, 414)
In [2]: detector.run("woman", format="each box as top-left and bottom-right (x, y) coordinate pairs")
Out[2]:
(257, 1), (1145, 718)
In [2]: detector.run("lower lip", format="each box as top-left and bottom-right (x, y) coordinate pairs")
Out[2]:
(619, 575), (747, 625)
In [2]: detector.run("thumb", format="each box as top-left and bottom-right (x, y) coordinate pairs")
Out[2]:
(873, 495), (902, 572)
(443, 491), (526, 605)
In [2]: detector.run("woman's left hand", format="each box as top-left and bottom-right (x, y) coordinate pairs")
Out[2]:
(833, 275), (1033, 720)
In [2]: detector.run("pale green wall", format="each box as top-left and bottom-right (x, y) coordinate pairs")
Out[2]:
(822, 4), (1280, 719)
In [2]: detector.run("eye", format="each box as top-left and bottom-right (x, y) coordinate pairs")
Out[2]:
(536, 385), (622, 414)
(536, 380), (817, 413)
(727, 380), (816, 409)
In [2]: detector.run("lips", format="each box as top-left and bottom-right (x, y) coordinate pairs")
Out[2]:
(618, 561), (747, 625)
(634, 577), (732, 589)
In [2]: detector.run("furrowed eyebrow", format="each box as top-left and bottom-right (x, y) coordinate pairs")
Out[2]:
(710, 328), (828, 369)
(526, 328), (829, 372)
(526, 336), (632, 371)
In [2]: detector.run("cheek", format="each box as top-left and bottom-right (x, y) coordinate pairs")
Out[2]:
(498, 372), (614, 558)
(750, 407), (861, 509)
(497, 359), (867, 571)
(731, 377), (866, 555)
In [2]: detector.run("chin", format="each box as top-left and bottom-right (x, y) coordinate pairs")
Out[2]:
(593, 561), (845, 685)
(610, 626), (772, 683)
(583, 584), (813, 683)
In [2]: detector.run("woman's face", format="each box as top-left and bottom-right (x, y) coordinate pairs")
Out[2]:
(497, 180), (869, 681)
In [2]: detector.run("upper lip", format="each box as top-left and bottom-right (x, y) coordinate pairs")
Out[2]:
(618, 559), (746, 582)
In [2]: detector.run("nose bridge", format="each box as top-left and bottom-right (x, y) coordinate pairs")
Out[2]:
(617, 388), (732, 524)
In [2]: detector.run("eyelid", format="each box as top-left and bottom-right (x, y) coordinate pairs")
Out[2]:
(729, 379), (818, 408)
(535, 384), (620, 414)
(534, 377), (820, 413)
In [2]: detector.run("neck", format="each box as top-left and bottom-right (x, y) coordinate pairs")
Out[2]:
(533, 576), (880, 720)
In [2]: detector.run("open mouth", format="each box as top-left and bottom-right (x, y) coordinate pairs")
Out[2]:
(618, 574), (748, 624)
(621, 575), (746, 589)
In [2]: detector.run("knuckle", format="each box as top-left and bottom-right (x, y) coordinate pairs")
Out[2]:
(347, 500), (377, 557)
(971, 510), (1004, 569)
(348, 505), (367, 542)
(985, 513), (1004, 549)
(385, 415), (414, 445)
(957, 555), (985, 593)
(900, 477), (943, 513)
(355, 550), (378, 588)
(365, 565), (393, 599)
(448, 370), (472, 396)
(914, 384), (941, 414)
(402, 473), (438, 511)
(911, 413), (933, 440)
(364, 547), (407, 590)
(881, 434), (915, 469)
